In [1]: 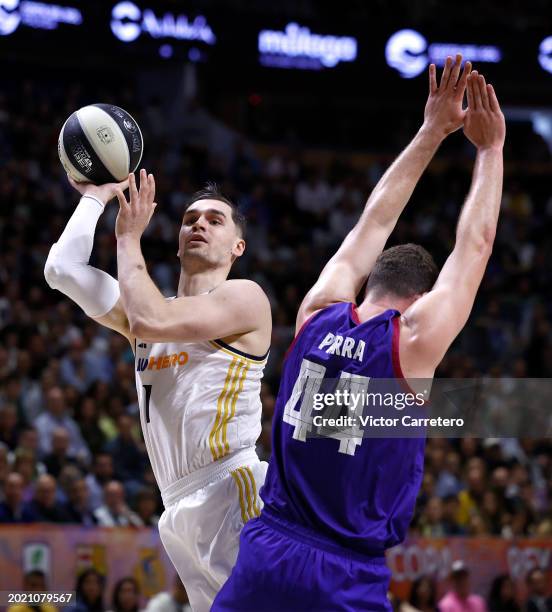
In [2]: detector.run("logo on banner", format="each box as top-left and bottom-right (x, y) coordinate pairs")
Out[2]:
(258, 22), (357, 70)
(0, 0), (82, 36)
(110, 1), (215, 44)
(134, 548), (166, 597)
(23, 542), (51, 576)
(76, 544), (107, 575)
(385, 29), (502, 78)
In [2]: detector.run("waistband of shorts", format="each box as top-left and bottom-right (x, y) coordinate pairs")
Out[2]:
(260, 507), (386, 563)
(161, 447), (260, 507)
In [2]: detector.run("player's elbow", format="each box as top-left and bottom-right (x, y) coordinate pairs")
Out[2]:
(44, 254), (68, 289)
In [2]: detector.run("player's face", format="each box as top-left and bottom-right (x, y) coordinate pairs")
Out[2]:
(178, 199), (245, 267)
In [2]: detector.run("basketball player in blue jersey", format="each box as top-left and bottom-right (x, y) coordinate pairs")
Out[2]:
(44, 176), (271, 611)
(213, 55), (505, 611)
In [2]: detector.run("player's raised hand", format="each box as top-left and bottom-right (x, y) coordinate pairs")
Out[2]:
(463, 71), (505, 151)
(67, 175), (129, 206)
(423, 54), (471, 139)
(115, 169), (157, 239)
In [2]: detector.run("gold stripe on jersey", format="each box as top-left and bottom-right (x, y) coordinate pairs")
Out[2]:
(231, 468), (248, 523)
(221, 360), (250, 458)
(217, 359), (245, 459)
(209, 358), (238, 460)
(209, 341), (268, 365)
(244, 466), (261, 517)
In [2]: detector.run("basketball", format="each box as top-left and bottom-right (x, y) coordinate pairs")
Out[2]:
(58, 103), (143, 184)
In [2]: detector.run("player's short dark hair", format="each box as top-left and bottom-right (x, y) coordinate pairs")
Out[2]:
(184, 184), (246, 238)
(366, 244), (438, 299)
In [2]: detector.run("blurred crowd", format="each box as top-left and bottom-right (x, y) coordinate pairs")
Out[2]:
(0, 72), (552, 553)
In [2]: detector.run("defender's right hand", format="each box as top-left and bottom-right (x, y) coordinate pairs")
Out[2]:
(67, 175), (129, 206)
(463, 71), (505, 151)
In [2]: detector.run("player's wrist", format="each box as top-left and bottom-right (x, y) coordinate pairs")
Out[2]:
(418, 123), (446, 147)
(476, 143), (504, 154)
(81, 193), (106, 209)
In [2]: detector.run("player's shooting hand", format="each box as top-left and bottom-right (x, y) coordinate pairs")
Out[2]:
(423, 54), (471, 139)
(463, 72), (505, 151)
(115, 169), (157, 239)
(67, 175), (129, 206)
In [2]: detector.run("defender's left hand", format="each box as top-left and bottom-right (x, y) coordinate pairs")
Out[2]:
(423, 54), (471, 139)
(115, 169), (157, 239)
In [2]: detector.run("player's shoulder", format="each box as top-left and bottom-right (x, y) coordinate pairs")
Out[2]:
(216, 279), (269, 304)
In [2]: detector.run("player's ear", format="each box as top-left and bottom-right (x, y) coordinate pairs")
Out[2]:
(232, 238), (245, 258)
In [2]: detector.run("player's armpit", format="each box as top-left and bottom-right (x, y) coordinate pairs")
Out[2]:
(92, 297), (135, 347)
(130, 279), (271, 349)
(399, 242), (493, 377)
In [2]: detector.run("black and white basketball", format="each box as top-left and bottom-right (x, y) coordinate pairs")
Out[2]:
(58, 104), (144, 184)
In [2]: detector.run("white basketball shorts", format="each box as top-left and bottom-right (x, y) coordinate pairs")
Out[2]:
(157, 448), (268, 612)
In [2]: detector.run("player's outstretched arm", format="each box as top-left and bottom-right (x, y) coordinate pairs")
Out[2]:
(115, 171), (271, 349)
(44, 177), (134, 344)
(400, 72), (506, 377)
(297, 55), (471, 330)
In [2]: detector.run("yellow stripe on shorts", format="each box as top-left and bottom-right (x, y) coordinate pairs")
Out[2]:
(244, 466), (261, 517)
(231, 469), (248, 524)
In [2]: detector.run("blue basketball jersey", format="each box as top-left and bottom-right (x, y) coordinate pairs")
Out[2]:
(261, 302), (425, 555)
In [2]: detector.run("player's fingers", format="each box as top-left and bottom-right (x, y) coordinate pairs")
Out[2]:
(478, 74), (490, 111)
(429, 64), (438, 94)
(129, 172), (138, 204)
(115, 188), (130, 211)
(448, 54), (462, 89)
(148, 173), (156, 204)
(439, 56), (453, 88)
(487, 84), (500, 113)
(466, 74), (475, 110)
(471, 71), (481, 110)
(118, 178), (130, 192)
(455, 60), (471, 99)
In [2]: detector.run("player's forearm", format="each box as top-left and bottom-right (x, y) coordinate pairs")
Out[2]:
(44, 195), (120, 317)
(116, 235), (167, 332)
(455, 147), (503, 251)
(360, 125), (443, 228)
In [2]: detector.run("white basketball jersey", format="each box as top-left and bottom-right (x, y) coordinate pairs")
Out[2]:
(134, 337), (267, 496)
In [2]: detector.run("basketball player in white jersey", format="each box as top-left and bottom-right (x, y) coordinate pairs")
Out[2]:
(44, 170), (271, 611)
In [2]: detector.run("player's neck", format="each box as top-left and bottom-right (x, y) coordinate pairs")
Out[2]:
(356, 293), (413, 321)
(177, 268), (229, 297)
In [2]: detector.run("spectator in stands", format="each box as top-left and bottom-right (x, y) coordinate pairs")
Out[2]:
(75, 396), (107, 457)
(419, 497), (446, 537)
(134, 486), (160, 527)
(456, 458), (487, 527)
(7, 570), (58, 612)
(0, 403), (20, 449)
(0, 472), (34, 522)
(85, 452), (114, 511)
(400, 576), (439, 612)
(438, 561), (487, 612)
(64, 477), (96, 525)
(525, 568), (552, 612)
(34, 386), (91, 464)
(12, 447), (41, 502)
(0, 441), (9, 496)
(487, 574), (520, 612)
(93, 480), (142, 527)
(104, 414), (145, 495)
(43, 427), (81, 478)
(69, 568), (106, 612)
(108, 577), (140, 612)
(24, 473), (71, 523)
(144, 574), (191, 612)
